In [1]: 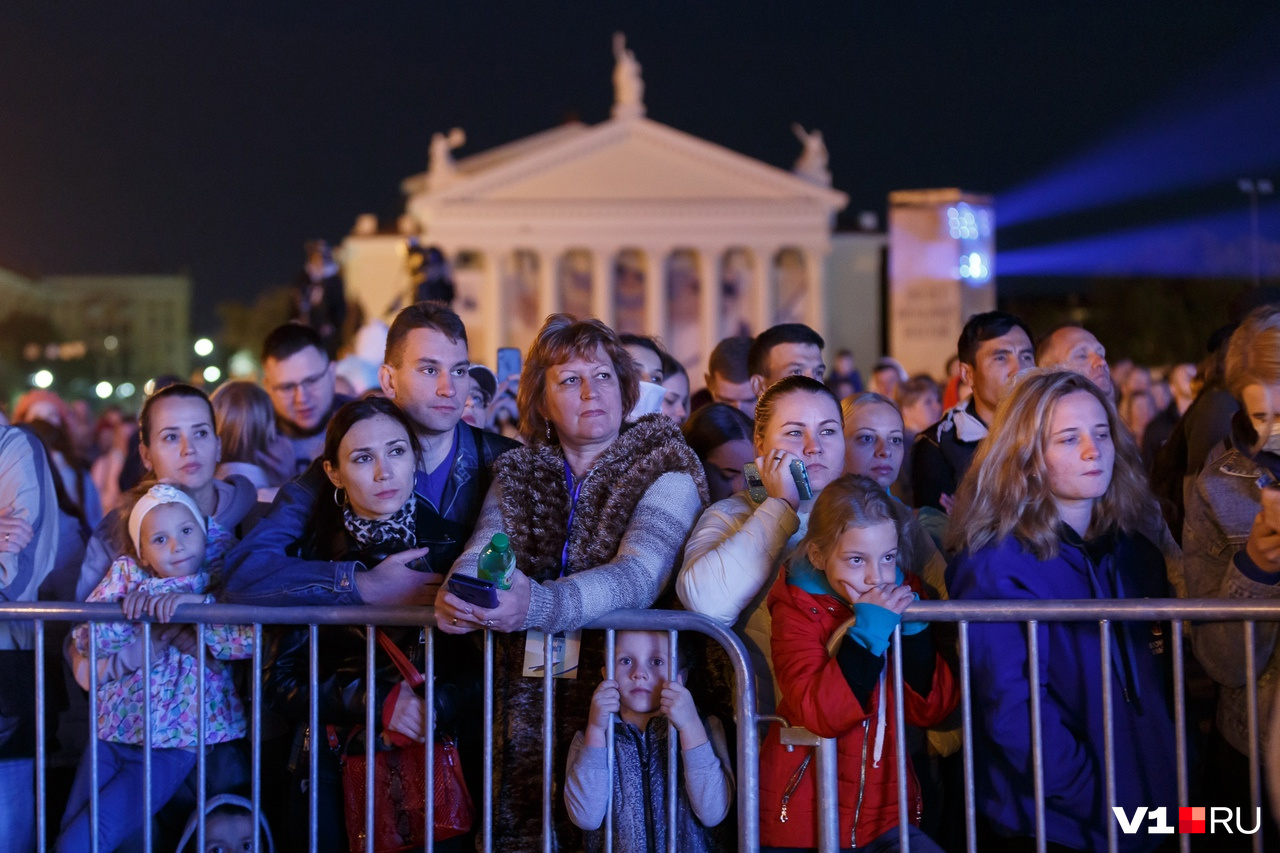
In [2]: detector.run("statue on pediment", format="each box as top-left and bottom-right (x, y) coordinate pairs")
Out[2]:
(612, 32), (645, 119)
(792, 123), (831, 186)
(427, 127), (467, 191)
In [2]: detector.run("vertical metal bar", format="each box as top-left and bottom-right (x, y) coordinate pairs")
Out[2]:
(542, 631), (554, 853)
(366, 626), (377, 851)
(814, 736), (840, 853)
(251, 623), (263, 849)
(308, 625), (319, 851)
(425, 626), (435, 852)
(142, 620), (153, 853)
(1100, 621), (1117, 853)
(958, 622), (976, 853)
(1172, 625), (1190, 853)
(34, 620), (45, 853)
(604, 630), (615, 853)
(482, 629), (494, 853)
(1245, 621), (1262, 853)
(88, 630), (100, 853)
(1027, 620), (1045, 853)
(666, 630), (678, 853)
(196, 623), (207, 853)
(892, 625), (910, 853)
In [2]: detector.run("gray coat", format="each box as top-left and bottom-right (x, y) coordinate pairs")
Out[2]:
(1183, 441), (1280, 756)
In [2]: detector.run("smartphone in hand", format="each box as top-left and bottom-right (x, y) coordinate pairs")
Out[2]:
(448, 575), (499, 609)
(743, 463), (768, 504)
(790, 459), (814, 501)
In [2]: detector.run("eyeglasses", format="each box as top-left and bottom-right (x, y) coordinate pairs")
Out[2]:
(270, 368), (329, 398)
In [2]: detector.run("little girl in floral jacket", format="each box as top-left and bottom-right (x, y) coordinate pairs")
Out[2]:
(57, 484), (253, 853)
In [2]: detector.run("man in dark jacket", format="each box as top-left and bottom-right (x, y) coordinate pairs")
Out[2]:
(910, 311), (1034, 513)
(223, 302), (518, 606)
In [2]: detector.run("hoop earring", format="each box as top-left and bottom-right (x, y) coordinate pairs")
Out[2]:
(333, 487), (346, 507)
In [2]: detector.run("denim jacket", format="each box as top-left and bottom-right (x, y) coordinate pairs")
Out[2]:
(1183, 439), (1280, 756)
(221, 422), (517, 605)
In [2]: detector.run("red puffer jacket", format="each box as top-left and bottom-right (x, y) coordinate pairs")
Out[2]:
(759, 567), (958, 850)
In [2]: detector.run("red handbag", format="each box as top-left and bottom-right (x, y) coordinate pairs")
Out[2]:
(336, 631), (475, 852)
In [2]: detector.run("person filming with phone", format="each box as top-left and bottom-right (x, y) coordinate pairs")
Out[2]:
(676, 375), (846, 712)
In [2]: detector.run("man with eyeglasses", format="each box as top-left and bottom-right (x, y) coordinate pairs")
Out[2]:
(261, 323), (352, 476)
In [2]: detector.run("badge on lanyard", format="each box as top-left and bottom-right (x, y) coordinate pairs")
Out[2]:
(523, 630), (581, 678)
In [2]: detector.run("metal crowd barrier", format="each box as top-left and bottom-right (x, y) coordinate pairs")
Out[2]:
(0, 603), (758, 853)
(5, 598), (1280, 853)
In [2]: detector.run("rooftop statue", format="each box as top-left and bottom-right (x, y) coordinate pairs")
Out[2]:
(611, 32), (645, 119)
(427, 127), (467, 191)
(792, 123), (832, 186)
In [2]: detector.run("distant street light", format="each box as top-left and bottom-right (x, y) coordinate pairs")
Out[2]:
(32, 370), (53, 389)
(1239, 177), (1274, 287)
(194, 338), (215, 357)
(203, 365), (222, 383)
(95, 382), (113, 399)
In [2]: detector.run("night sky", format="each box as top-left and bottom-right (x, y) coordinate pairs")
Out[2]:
(1, 1), (1277, 333)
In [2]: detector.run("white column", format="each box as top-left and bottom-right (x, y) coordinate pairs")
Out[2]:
(803, 246), (828, 345)
(751, 246), (776, 333)
(697, 248), (720, 375)
(481, 248), (507, 357)
(535, 247), (560, 323)
(591, 248), (615, 329)
(644, 246), (669, 344)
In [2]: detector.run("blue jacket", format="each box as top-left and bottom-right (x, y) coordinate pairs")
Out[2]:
(947, 530), (1178, 852)
(221, 422), (516, 605)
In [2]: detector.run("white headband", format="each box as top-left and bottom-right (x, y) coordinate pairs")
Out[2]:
(128, 484), (207, 557)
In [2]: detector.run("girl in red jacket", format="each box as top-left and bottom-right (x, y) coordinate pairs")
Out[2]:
(760, 474), (958, 852)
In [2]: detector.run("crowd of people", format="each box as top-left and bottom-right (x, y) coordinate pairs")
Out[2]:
(0, 295), (1275, 852)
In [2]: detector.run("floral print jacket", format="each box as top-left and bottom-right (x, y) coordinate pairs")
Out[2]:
(72, 556), (253, 748)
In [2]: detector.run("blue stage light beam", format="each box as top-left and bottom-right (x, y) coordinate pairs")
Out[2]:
(1000, 66), (1280, 228)
(998, 201), (1280, 278)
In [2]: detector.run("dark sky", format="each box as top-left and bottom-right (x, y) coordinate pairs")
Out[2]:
(0, 1), (1276, 333)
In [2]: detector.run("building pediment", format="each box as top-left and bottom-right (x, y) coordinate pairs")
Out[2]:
(411, 117), (847, 210)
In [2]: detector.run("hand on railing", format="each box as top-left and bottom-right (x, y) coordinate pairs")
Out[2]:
(437, 568), (532, 634)
(354, 546), (442, 606)
(584, 678), (621, 747)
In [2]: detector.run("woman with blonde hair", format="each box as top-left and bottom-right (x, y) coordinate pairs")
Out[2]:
(1185, 304), (1280, 846)
(210, 381), (293, 501)
(947, 369), (1177, 852)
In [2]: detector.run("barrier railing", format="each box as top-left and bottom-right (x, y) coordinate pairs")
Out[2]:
(5, 598), (1280, 853)
(0, 603), (758, 853)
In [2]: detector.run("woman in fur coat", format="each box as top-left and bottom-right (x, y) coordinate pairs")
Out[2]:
(438, 314), (710, 851)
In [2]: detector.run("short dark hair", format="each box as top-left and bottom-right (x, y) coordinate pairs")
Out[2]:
(748, 324), (824, 378)
(619, 334), (663, 361)
(681, 402), (753, 462)
(322, 396), (422, 469)
(708, 336), (753, 383)
(261, 323), (328, 364)
(138, 384), (215, 448)
(956, 311), (1033, 367)
(385, 301), (469, 367)
(659, 350), (687, 381)
(1034, 322), (1085, 363)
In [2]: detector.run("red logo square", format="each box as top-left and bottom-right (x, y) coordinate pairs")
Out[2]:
(1179, 807), (1205, 834)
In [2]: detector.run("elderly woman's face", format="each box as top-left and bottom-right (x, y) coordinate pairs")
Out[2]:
(544, 344), (624, 448)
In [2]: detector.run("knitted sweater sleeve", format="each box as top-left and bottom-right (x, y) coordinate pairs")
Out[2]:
(524, 472), (703, 633)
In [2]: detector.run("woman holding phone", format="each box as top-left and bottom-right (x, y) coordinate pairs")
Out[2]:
(262, 396), (480, 852)
(676, 375), (846, 712)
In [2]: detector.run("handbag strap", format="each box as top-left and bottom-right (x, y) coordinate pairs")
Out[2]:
(377, 630), (426, 689)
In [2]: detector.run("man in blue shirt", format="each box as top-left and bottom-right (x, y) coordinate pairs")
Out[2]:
(222, 303), (518, 606)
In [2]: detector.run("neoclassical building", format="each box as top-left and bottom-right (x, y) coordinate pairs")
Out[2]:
(342, 35), (848, 375)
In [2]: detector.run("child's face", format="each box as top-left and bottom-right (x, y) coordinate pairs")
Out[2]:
(613, 631), (677, 716)
(138, 503), (206, 579)
(204, 810), (254, 853)
(810, 520), (899, 605)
